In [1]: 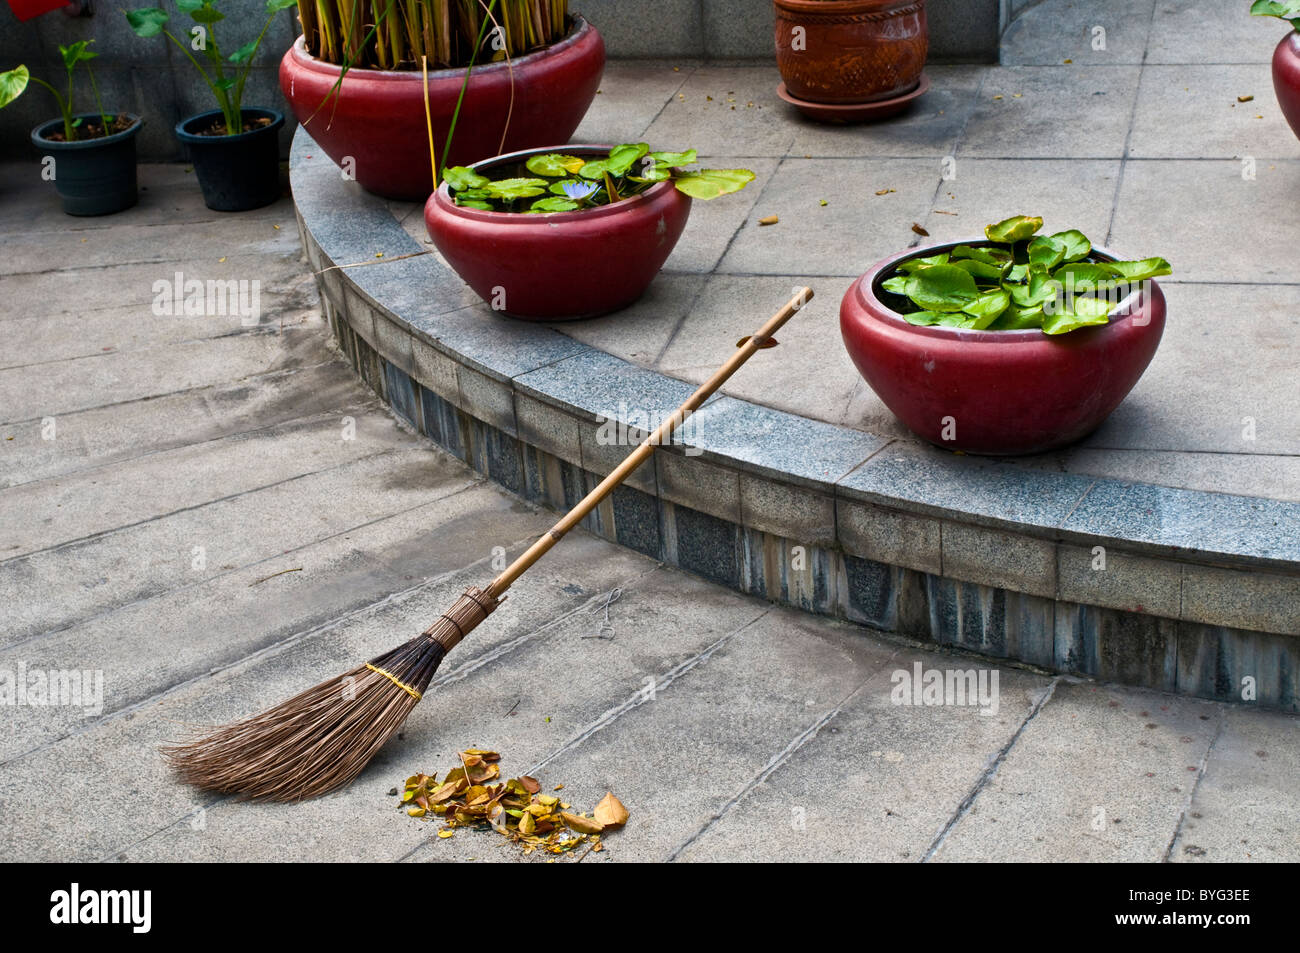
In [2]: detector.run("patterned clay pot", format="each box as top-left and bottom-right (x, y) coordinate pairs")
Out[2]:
(774, 0), (928, 105)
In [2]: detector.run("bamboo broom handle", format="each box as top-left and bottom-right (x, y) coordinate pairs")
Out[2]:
(485, 286), (814, 599)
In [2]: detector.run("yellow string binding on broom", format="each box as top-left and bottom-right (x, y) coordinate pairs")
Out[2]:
(365, 663), (422, 700)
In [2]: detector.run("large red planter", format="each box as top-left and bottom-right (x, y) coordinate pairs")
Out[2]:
(774, 0), (927, 104)
(840, 241), (1166, 455)
(280, 16), (605, 201)
(1273, 31), (1300, 141)
(424, 146), (692, 321)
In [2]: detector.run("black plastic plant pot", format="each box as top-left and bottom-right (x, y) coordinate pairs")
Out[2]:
(30, 113), (143, 216)
(175, 107), (285, 212)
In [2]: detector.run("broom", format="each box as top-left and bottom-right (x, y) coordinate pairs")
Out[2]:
(165, 287), (813, 800)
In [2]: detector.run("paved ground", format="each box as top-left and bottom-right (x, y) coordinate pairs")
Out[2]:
(394, 0), (1300, 503)
(2, 155), (1298, 862)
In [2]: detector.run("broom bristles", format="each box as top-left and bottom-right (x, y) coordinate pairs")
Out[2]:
(165, 587), (498, 801)
(164, 637), (447, 801)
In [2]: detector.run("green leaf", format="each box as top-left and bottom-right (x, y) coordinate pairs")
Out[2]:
(1049, 229), (1092, 262)
(443, 166), (489, 191)
(901, 311), (946, 327)
(1027, 235), (1066, 271)
(228, 39), (258, 64)
(267, 0), (299, 11)
(990, 305), (1046, 331)
(176, 0), (206, 11)
(897, 253), (950, 274)
(530, 196), (580, 212)
(483, 177), (548, 201)
(1009, 271), (1061, 309)
(1006, 263), (1029, 283)
(190, 5), (225, 23)
(961, 289), (1011, 328)
(881, 275), (911, 295)
(1105, 257), (1172, 281)
(985, 215), (1043, 244)
(904, 265), (981, 313)
(59, 41), (96, 70)
(647, 149), (697, 168)
(605, 142), (649, 175)
(525, 153), (585, 177)
(126, 8), (170, 37)
(673, 168), (755, 199)
(951, 244), (1012, 266)
(1250, 0), (1300, 19)
(1041, 296), (1113, 335)
(631, 166), (672, 182)
(1053, 262), (1119, 292)
(455, 199), (494, 210)
(213, 76), (235, 91)
(0, 65), (29, 109)
(950, 258), (1007, 281)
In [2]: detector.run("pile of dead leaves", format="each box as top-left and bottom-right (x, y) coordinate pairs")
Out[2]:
(398, 749), (629, 857)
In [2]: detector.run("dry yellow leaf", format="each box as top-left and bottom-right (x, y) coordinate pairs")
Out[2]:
(561, 812), (605, 835)
(758, 215), (779, 226)
(593, 792), (629, 829)
(437, 829), (454, 839)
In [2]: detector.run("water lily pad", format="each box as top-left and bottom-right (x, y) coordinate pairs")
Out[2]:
(1027, 235), (1067, 270)
(951, 244), (1013, 266)
(950, 258), (1008, 281)
(483, 177), (548, 201)
(1053, 261), (1119, 292)
(443, 166), (489, 191)
(1041, 296), (1113, 335)
(985, 214), (1043, 243)
(1106, 257), (1172, 281)
(961, 288), (1011, 328)
(905, 265), (980, 313)
(673, 168), (756, 199)
(896, 253), (950, 274)
(1049, 229), (1092, 262)
(525, 153), (586, 177)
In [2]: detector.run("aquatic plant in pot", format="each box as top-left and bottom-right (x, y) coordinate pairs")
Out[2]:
(425, 143), (754, 319)
(280, 0), (604, 201)
(774, 0), (929, 122)
(1251, 0), (1300, 139)
(126, 0), (295, 211)
(3, 43), (143, 216)
(840, 215), (1172, 455)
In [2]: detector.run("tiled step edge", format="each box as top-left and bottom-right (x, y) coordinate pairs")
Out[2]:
(290, 128), (1300, 711)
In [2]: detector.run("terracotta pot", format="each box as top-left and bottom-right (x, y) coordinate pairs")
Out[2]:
(774, 0), (927, 104)
(280, 16), (604, 201)
(424, 146), (692, 321)
(840, 241), (1166, 455)
(1273, 31), (1300, 141)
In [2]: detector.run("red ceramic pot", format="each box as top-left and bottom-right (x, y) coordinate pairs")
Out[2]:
(774, 0), (927, 104)
(1273, 30), (1300, 141)
(424, 146), (692, 321)
(840, 241), (1166, 455)
(280, 16), (604, 201)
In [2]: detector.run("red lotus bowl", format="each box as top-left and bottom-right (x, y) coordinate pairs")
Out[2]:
(280, 16), (604, 201)
(424, 145), (693, 321)
(840, 241), (1166, 455)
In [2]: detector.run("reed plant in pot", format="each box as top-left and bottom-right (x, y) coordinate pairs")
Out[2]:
(126, 0), (295, 211)
(279, 0), (605, 200)
(3, 42), (143, 216)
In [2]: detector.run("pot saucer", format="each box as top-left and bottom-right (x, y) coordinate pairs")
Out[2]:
(777, 74), (931, 123)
